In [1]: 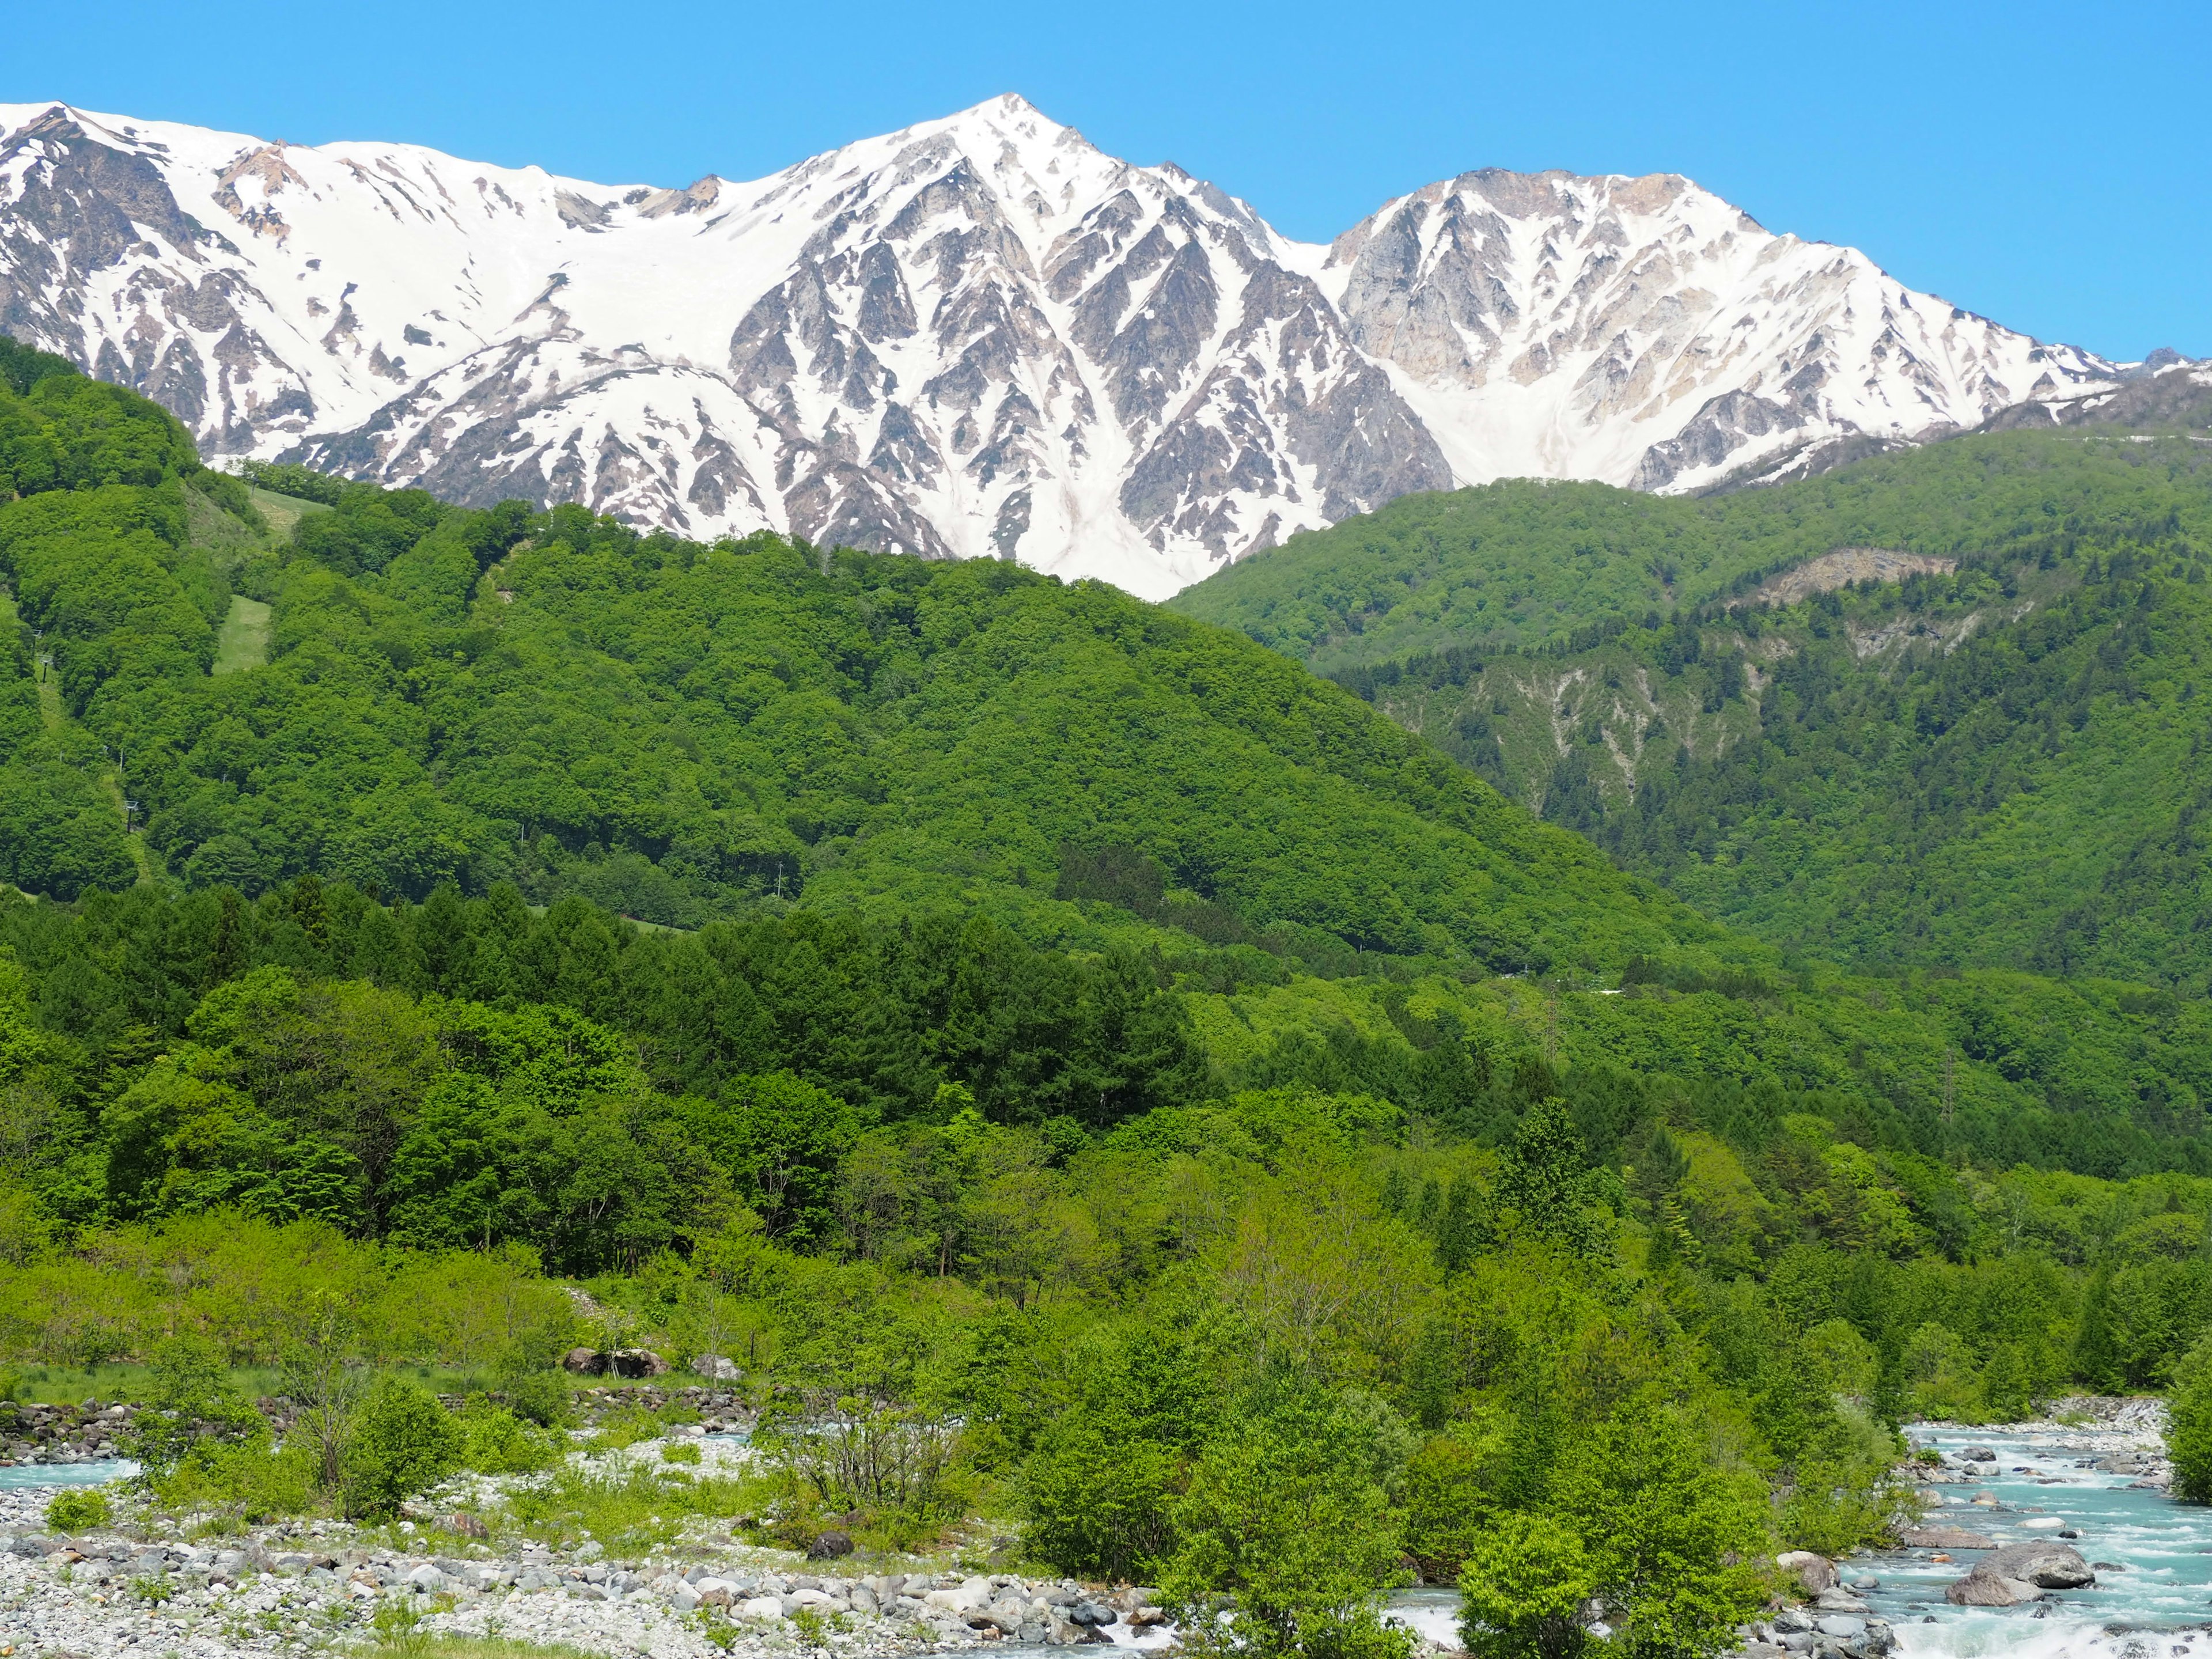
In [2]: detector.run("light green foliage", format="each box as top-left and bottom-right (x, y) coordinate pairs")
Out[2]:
(1160, 1386), (1414, 1659)
(45, 1486), (110, 1531)
(1457, 1512), (1596, 1659)
(496, 1457), (751, 1553)
(211, 596), (271, 676)
(1401, 1418), (1507, 1582)
(1022, 1321), (1226, 1581)
(123, 1331), (265, 1474)
(344, 1377), (461, 1520)
(2168, 1361), (2212, 1502)
(147, 1437), (318, 1525)
(455, 1395), (559, 1475)
(1551, 1407), (1766, 1658)
(498, 1371), (573, 1430)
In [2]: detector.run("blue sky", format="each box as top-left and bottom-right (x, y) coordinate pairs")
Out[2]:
(13, 0), (2205, 359)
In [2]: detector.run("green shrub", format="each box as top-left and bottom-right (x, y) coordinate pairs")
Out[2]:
(1458, 1512), (1594, 1659)
(124, 1334), (266, 1475)
(2171, 1369), (2212, 1502)
(344, 1378), (461, 1520)
(499, 1372), (573, 1430)
(148, 1440), (317, 1525)
(660, 1440), (701, 1465)
(456, 1396), (559, 1475)
(592, 1404), (662, 1451)
(46, 1487), (111, 1532)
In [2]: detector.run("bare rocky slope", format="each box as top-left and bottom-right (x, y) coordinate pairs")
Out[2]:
(0, 95), (2128, 596)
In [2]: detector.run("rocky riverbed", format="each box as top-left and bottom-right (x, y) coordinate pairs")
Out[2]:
(0, 1420), (1169, 1659)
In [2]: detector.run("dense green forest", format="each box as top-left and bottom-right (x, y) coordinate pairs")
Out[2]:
(10, 340), (2212, 1654)
(1168, 431), (2212, 674)
(1361, 537), (2212, 988)
(7, 875), (2212, 1653)
(1172, 434), (2212, 986)
(0, 358), (1757, 983)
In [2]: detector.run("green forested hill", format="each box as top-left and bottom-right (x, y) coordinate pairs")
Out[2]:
(1168, 431), (2212, 674)
(17, 346), (2212, 1618)
(0, 360), (1734, 981)
(1171, 433), (2212, 984)
(1352, 516), (2212, 986)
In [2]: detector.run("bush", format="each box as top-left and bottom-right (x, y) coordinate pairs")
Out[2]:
(344, 1378), (461, 1520)
(124, 1334), (265, 1475)
(455, 1396), (559, 1475)
(2171, 1369), (2212, 1502)
(148, 1440), (317, 1525)
(1159, 1389), (1414, 1659)
(46, 1487), (111, 1532)
(500, 1370), (573, 1430)
(1458, 1512), (1594, 1659)
(661, 1440), (702, 1465)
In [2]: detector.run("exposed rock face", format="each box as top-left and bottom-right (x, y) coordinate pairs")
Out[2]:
(0, 96), (2122, 597)
(1983, 358), (2212, 433)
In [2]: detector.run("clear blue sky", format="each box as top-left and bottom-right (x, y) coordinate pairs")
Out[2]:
(12, 0), (2205, 360)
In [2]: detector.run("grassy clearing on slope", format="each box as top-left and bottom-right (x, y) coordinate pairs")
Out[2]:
(248, 485), (330, 541)
(213, 595), (272, 675)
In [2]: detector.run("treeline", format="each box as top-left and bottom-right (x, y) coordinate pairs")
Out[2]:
(0, 878), (1209, 1265)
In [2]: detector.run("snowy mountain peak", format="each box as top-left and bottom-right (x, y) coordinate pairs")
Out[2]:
(0, 100), (2119, 596)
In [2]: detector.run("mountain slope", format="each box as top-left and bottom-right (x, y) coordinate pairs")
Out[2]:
(1177, 429), (2212, 984)
(1317, 168), (2109, 491)
(0, 354), (1744, 980)
(1168, 427), (2212, 672)
(0, 98), (2120, 595)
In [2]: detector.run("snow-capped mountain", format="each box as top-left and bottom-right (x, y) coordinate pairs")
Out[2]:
(0, 96), (2122, 597)
(1320, 169), (2115, 491)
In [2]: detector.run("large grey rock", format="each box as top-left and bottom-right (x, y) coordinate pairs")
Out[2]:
(1944, 1540), (2092, 1605)
(1776, 1550), (1838, 1592)
(1982, 1541), (2094, 1589)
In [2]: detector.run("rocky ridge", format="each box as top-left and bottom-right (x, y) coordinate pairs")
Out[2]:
(0, 97), (2132, 596)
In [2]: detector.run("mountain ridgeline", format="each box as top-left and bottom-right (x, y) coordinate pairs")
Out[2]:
(1174, 430), (2212, 988)
(0, 96), (2137, 597)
